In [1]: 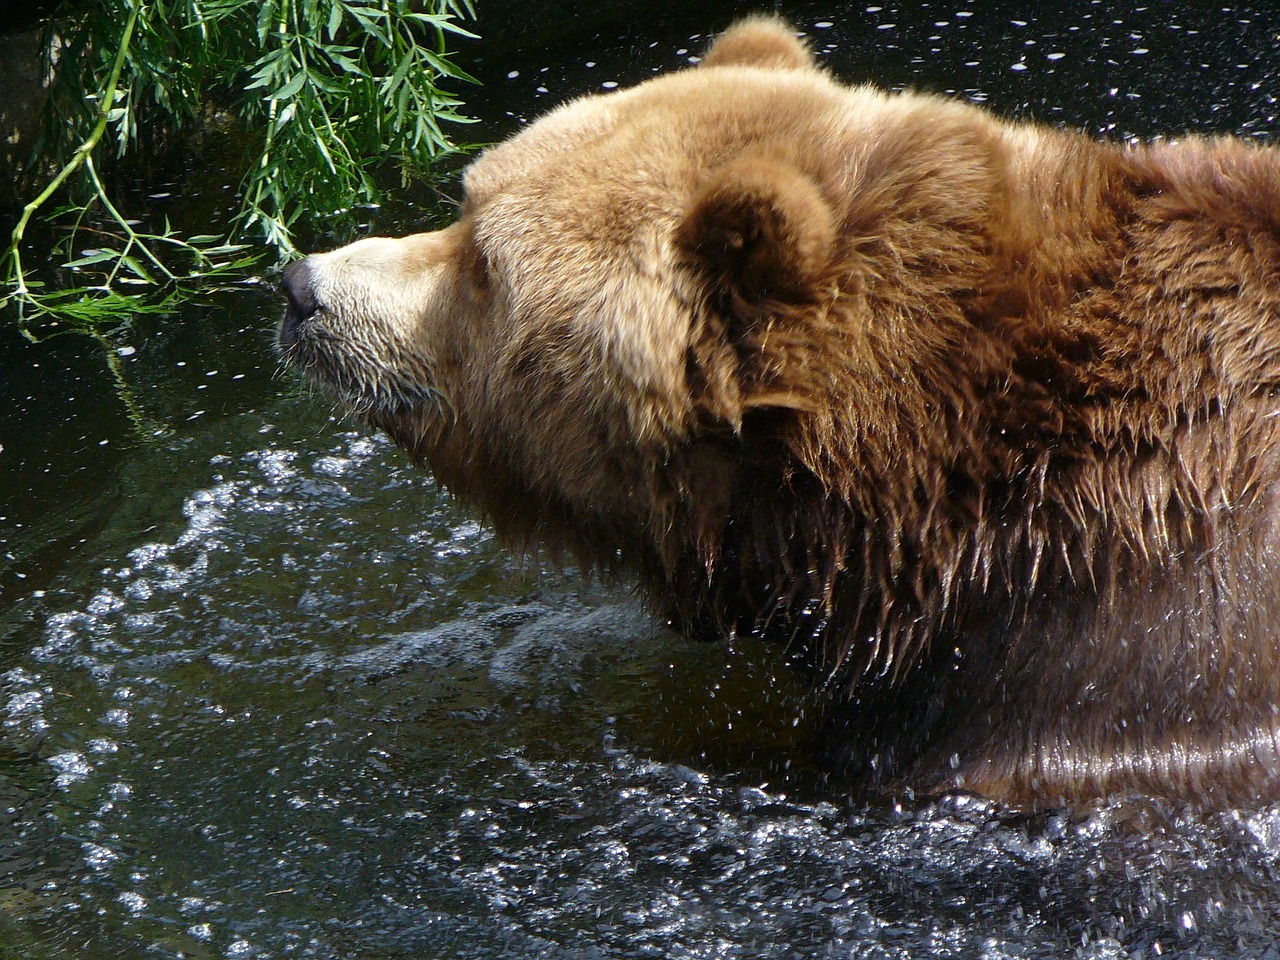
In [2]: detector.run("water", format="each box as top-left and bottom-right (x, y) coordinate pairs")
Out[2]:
(3, 3), (1280, 957)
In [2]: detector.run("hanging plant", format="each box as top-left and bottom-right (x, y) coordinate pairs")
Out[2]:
(3, 0), (477, 338)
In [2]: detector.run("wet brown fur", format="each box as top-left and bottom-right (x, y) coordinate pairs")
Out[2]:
(280, 18), (1280, 808)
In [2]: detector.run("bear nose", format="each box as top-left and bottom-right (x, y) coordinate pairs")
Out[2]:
(282, 258), (320, 321)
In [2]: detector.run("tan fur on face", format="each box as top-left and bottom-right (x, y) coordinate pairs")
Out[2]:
(281, 20), (1280, 808)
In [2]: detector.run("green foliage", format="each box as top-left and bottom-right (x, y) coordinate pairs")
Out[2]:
(3, 0), (477, 339)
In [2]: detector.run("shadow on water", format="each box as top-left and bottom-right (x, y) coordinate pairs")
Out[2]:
(2, 2), (1280, 957)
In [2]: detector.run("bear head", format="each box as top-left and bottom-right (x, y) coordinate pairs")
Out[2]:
(279, 16), (1001, 583)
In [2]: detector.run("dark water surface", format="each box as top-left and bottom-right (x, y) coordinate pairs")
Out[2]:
(3, 3), (1280, 957)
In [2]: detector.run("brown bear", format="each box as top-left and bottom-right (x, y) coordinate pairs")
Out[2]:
(278, 17), (1280, 808)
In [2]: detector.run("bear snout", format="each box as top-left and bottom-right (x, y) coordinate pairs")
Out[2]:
(280, 258), (321, 343)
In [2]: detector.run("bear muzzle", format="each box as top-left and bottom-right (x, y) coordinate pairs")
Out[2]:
(279, 257), (323, 350)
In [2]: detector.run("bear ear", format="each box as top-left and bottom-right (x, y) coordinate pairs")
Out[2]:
(701, 17), (815, 71)
(676, 147), (837, 307)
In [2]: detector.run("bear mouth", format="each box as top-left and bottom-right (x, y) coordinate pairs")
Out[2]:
(276, 307), (454, 425)
(275, 259), (367, 406)
(275, 287), (333, 389)
(277, 305), (318, 358)
(279, 259), (323, 351)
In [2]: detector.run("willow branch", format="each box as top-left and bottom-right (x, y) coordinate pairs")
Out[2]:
(7, 3), (141, 316)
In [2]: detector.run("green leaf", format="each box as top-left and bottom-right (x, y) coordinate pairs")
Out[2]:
(62, 249), (120, 268)
(268, 70), (307, 100)
(345, 5), (389, 46)
(117, 254), (158, 284)
(383, 44), (415, 93)
(405, 12), (479, 39)
(256, 0), (276, 45)
(273, 100), (298, 130)
(245, 53), (285, 89)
